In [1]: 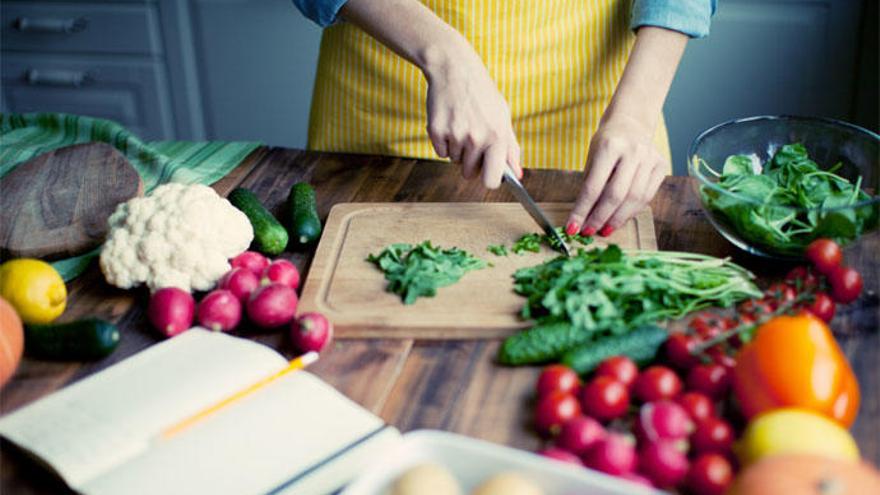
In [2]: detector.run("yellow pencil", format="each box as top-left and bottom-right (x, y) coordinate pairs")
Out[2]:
(161, 351), (320, 439)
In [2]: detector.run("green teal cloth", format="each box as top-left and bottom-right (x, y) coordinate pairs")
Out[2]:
(0, 113), (260, 280)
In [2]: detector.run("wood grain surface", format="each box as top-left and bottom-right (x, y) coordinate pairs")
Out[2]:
(1, 148), (877, 494)
(298, 202), (655, 338)
(0, 143), (143, 260)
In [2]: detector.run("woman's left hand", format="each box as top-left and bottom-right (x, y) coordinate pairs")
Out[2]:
(565, 113), (668, 237)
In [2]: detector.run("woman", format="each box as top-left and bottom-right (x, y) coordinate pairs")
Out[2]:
(293, 0), (714, 236)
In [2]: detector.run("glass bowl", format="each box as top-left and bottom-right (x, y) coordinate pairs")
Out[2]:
(688, 116), (880, 259)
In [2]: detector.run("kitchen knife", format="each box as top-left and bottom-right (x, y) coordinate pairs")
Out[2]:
(502, 168), (572, 257)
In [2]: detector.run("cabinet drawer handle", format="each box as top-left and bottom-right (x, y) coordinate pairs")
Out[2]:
(25, 69), (93, 88)
(13, 16), (88, 34)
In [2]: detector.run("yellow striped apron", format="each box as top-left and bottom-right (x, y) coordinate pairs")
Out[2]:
(308, 0), (671, 171)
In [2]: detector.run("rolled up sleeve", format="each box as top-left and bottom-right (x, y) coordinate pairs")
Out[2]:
(292, 0), (349, 27)
(631, 0), (717, 38)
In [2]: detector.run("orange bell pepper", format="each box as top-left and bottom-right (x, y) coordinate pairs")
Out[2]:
(732, 313), (860, 427)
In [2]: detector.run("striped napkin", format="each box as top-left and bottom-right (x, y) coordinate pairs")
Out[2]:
(0, 112), (260, 280)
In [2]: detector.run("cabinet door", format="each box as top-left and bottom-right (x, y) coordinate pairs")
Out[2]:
(2, 55), (175, 140)
(190, 0), (322, 148)
(664, 0), (863, 173)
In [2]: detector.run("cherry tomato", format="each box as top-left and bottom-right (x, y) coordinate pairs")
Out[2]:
(706, 346), (737, 369)
(828, 265), (863, 304)
(634, 366), (683, 402)
(687, 453), (733, 495)
(676, 392), (715, 424)
(595, 356), (639, 389)
(785, 265), (820, 291)
(806, 292), (836, 322)
(765, 282), (796, 307)
(664, 333), (700, 370)
(536, 364), (580, 398)
(805, 238), (842, 275)
(737, 299), (774, 318)
(535, 391), (581, 435)
(690, 312), (725, 340)
(581, 376), (630, 422)
(690, 417), (734, 454)
(686, 364), (731, 400)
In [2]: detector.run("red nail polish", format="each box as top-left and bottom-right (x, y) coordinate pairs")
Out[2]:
(565, 222), (579, 236)
(599, 225), (615, 237)
(581, 226), (596, 236)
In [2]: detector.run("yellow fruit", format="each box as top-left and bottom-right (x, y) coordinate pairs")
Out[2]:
(737, 408), (860, 466)
(0, 259), (67, 324)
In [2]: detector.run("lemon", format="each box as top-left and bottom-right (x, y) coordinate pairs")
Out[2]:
(738, 408), (860, 465)
(0, 259), (67, 324)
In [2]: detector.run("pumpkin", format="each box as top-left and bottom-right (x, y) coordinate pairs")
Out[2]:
(728, 454), (880, 495)
(0, 296), (24, 387)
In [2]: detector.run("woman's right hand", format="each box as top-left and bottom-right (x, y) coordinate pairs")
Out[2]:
(422, 48), (522, 189)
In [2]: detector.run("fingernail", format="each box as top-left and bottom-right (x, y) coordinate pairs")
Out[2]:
(599, 225), (615, 237)
(581, 226), (596, 236)
(565, 222), (579, 236)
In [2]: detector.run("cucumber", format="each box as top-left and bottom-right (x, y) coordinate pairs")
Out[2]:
(229, 188), (288, 255)
(498, 321), (589, 365)
(286, 182), (322, 248)
(25, 318), (120, 360)
(561, 325), (668, 375)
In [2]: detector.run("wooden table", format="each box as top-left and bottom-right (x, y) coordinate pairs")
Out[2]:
(2, 148), (878, 493)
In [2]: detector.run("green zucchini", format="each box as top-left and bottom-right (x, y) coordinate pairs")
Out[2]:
(25, 318), (120, 360)
(497, 321), (589, 365)
(286, 182), (322, 247)
(229, 188), (288, 255)
(561, 325), (668, 375)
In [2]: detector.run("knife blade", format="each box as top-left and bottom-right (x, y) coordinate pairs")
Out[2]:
(502, 168), (572, 257)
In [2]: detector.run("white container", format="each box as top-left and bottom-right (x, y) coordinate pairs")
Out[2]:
(341, 430), (664, 495)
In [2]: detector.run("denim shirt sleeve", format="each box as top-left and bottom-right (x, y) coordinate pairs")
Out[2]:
(292, 0), (349, 27)
(631, 0), (717, 38)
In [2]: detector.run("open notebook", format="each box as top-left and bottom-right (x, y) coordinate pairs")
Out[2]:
(0, 329), (400, 495)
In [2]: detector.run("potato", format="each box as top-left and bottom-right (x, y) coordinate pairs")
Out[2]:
(390, 463), (462, 495)
(471, 472), (543, 495)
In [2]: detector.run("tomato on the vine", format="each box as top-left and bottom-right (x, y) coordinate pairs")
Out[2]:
(581, 376), (630, 422)
(828, 265), (863, 304)
(765, 282), (796, 307)
(686, 364), (731, 399)
(535, 391), (581, 435)
(594, 356), (639, 389)
(738, 298), (774, 317)
(690, 312), (725, 340)
(785, 265), (820, 291)
(806, 292), (836, 322)
(664, 333), (700, 370)
(805, 238), (842, 275)
(536, 364), (580, 398)
(634, 366), (682, 402)
(706, 346), (737, 369)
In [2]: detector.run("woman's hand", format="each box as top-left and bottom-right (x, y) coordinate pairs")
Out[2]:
(423, 49), (522, 188)
(566, 114), (667, 237)
(565, 26), (687, 237)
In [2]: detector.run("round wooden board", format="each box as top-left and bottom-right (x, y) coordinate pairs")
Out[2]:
(0, 142), (144, 260)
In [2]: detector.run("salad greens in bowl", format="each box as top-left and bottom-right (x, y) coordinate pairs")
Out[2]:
(689, 116), (879, 258)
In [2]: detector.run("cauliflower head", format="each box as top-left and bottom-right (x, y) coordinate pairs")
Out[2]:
(100, 183), (254, 292)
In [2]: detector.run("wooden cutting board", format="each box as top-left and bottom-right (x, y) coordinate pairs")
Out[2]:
(0, 143), (143, 260)
(298, 203), (657, 339)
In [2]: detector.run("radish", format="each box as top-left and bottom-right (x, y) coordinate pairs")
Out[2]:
(197, 289), (241, 332)
(638, 440), (689, 488)
(582, 433), (636, 476)
(219, 267), (260, 302)
(557, 416), (606, 456)
(290, 312), (332, 353)
(247, 283), (298, 328)
(148, 287), (195, 338)
(230, 251), (270, 275)
(538, 447), (583, 466)
(634, 400), (694, 443)
(262, 259), (300, 290)
(620, 472), (655, 489)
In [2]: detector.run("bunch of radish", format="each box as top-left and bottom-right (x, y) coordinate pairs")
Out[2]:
(147, 251), (332, 354)
(534, 358), (737, 495)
